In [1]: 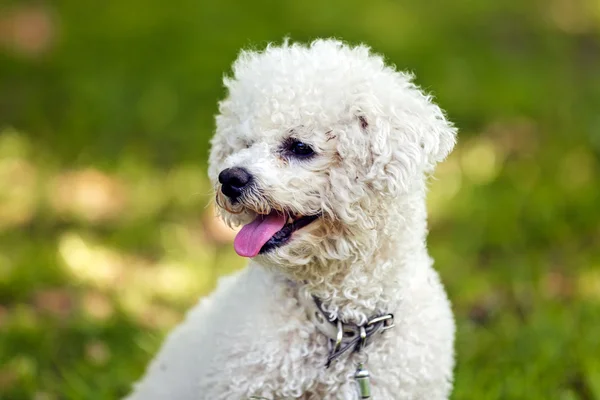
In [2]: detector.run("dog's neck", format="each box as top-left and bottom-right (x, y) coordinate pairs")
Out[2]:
(303, 190), (431, 325)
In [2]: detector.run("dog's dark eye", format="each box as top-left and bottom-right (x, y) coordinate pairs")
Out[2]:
(289, 140), (314, 157)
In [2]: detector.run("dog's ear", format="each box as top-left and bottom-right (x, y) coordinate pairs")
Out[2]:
(412, 105), (457, 172)
(359, 106), (457, 197)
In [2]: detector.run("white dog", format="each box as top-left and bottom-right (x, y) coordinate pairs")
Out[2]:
(127, 39), (457, 400)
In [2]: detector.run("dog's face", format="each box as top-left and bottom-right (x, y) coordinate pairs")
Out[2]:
(208, 40), (456, 273)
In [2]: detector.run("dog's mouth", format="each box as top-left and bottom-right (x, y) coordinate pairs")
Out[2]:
(233, 211), (320, 257)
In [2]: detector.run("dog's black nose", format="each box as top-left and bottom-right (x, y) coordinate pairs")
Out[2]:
(218, 167), (252, 200)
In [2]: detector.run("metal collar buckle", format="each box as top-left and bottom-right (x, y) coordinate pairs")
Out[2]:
(326, 313), (394, 368)
(367, 314), (395, 331)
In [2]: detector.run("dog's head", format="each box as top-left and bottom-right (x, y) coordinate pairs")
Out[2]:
(208, 40), (456, 275)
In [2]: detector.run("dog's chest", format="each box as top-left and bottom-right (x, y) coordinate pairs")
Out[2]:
(197, 304), (400, 399)
(193, 266), (453, 399)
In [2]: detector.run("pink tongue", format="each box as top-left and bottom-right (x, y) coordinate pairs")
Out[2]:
(234, 212), (287, 257)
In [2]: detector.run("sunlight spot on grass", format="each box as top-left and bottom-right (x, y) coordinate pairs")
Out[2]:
(138, 304), (182, 330)
(0, 157), (38, 230)
(81, 291), (115, 322)
(428, 152), (462, 220)
(154, 262), (203, 302)
(85, 340), (111, 366)
(0, 127), (32, 157)
(118, 289), (151, 318)
(577, 269), (600, 302)
(460, 137), (503, 185)
(118, 289), (182, 330)
(0, 129), (38, 230)
(137, 260), (205, 303)
(49, 169), (128, 223)
(58, 232), (124, 288)
(59, 229), (216, 309)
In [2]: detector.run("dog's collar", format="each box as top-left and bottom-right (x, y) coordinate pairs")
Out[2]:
(299, 291), (395, 367)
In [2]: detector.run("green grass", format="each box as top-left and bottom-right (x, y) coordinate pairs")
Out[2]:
(0, 0), (599, 398)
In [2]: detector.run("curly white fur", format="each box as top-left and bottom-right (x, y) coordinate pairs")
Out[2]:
(126, 39), (457, 400)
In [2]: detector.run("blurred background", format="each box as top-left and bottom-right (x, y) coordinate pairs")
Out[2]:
(0, 0), (599, 399)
